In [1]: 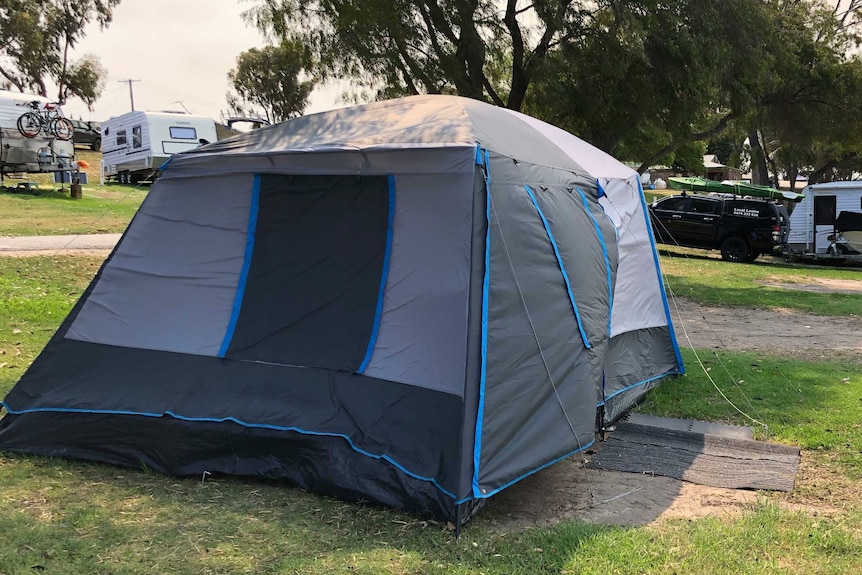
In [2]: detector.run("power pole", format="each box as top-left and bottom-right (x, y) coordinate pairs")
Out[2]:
(119, 79), (141, 111)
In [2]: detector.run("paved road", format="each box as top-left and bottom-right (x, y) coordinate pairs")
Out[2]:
(0, 234), (121, 252)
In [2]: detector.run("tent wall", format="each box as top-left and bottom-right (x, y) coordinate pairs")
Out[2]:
(65, 174), (254, 355)
(473, 154), (613, 497)
(599, 177), (684, 421)
(222, 173), (391, 370)
(361, 172), (474, 394)
(1, 147), (482, 521)
(500, 110), (683, 419)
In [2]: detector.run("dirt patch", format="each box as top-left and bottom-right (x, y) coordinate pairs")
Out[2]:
(483, 458), (758, 530)
(669, 297), (862, 362)
(760, 275), (862, 295)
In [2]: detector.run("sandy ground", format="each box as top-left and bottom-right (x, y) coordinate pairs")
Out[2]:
(2, 240), (860, 529)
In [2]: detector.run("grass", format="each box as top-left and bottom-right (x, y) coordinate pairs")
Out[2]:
(0, 252), (861, 571)
(658, 248), (862, 316)
(0, 185), (146, 236)
(0, 149), (146, 236)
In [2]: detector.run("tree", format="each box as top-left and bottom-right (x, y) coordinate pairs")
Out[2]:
(0, 0), (118, 107)
(244, 0), (862, 178)
(227, 41), (316, 124)
(243, 0), (589, 110)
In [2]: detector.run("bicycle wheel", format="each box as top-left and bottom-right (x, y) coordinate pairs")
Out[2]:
(17, 112), (43, 138)
(50, 117), (75, 140)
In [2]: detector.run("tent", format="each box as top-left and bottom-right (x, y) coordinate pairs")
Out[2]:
(0, 95), (683, 522)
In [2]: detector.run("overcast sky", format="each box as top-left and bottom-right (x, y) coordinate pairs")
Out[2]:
(61, 0), (342, 122)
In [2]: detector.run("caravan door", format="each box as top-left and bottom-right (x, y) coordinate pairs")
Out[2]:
(813, 195), (836, 253)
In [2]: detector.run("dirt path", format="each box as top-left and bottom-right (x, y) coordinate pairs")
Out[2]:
(670, 297), (862, 362)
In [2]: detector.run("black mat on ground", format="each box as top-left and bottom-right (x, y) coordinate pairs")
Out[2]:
(588, 421), (800, 492)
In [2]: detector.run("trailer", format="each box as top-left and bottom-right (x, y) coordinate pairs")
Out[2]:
(784, 181), (862, 263)
(101, 111), (217, 183)
(0, 90), (76, 178)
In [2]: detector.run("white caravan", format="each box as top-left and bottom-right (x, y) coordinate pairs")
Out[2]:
(0, 90), (76, 176)
(785, 181), (862, 262)
(101, 111), (217, 183)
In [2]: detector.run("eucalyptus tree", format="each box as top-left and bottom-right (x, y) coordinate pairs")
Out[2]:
(243, 0), (593, 110)
(0, 0), (118, 107)
(227, 40), (317, 123)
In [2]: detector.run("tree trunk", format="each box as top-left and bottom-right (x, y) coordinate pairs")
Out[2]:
(748, 130), (770, 186)
(787, 165), (798, 192)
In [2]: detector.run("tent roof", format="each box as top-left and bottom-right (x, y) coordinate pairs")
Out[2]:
(175, 95), (634, 180)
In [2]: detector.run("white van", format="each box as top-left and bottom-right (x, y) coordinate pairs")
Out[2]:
(101, 111), (217, 183)
(0, 89), (76, 175)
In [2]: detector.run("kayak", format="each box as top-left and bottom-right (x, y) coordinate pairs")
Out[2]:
(667, 176), (804, 202)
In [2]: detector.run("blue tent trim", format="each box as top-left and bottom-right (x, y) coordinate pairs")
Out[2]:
(0, 400), (459, 501)
(358, 175), (396, 373)
(576, 188), (614, 336)
(471, 147), (492, 498)
(523, 185), (590, 348)
(218, 175), (261, 357)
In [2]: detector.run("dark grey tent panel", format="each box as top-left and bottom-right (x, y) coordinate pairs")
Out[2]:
(223, 174), (392, 371)
(602, 327), (681, 423)
(0, 95), (683, 523)
(0, 340), (464, 517)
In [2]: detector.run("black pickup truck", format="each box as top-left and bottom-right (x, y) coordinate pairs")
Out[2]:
(649, 193), (789, 262)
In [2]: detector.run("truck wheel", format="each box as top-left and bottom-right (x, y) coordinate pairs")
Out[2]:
(91, 137), (101, 152)
(720, 237), (750, 263)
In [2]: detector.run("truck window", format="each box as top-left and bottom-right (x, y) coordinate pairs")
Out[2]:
(690, 198), (718, 213)
(657, 197), (689, 211)
(117, 130), (127, 145)
(132, 125), (142, 148)
(169, 126), (197, 140)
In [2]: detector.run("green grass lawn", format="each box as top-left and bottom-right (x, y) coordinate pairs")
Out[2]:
(0, 254), (861, 573)
(0, 184), (146, 236)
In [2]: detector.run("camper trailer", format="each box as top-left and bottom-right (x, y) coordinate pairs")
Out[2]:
(101, 111), (217, 183)
(785, 181), (862, 263)
(0, 90), (76, 176)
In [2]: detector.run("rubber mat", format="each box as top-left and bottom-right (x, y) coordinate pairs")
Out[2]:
(588, 420), (800, 492)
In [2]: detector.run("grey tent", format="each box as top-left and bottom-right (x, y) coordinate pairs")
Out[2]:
(0, 95), (683, 522)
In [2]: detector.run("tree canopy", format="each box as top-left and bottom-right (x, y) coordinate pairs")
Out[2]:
(242, 0), (862, 181)
(227, 40), (316, 124)
(0, 0), (118, 108)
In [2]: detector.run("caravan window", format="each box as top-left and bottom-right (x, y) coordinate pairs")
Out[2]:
(169, 126), (197, 140)
(116, 129), (127, 145)
(132, 125), (142, 148)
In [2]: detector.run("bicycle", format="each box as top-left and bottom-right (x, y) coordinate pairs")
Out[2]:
(16, 100), (75, 140)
